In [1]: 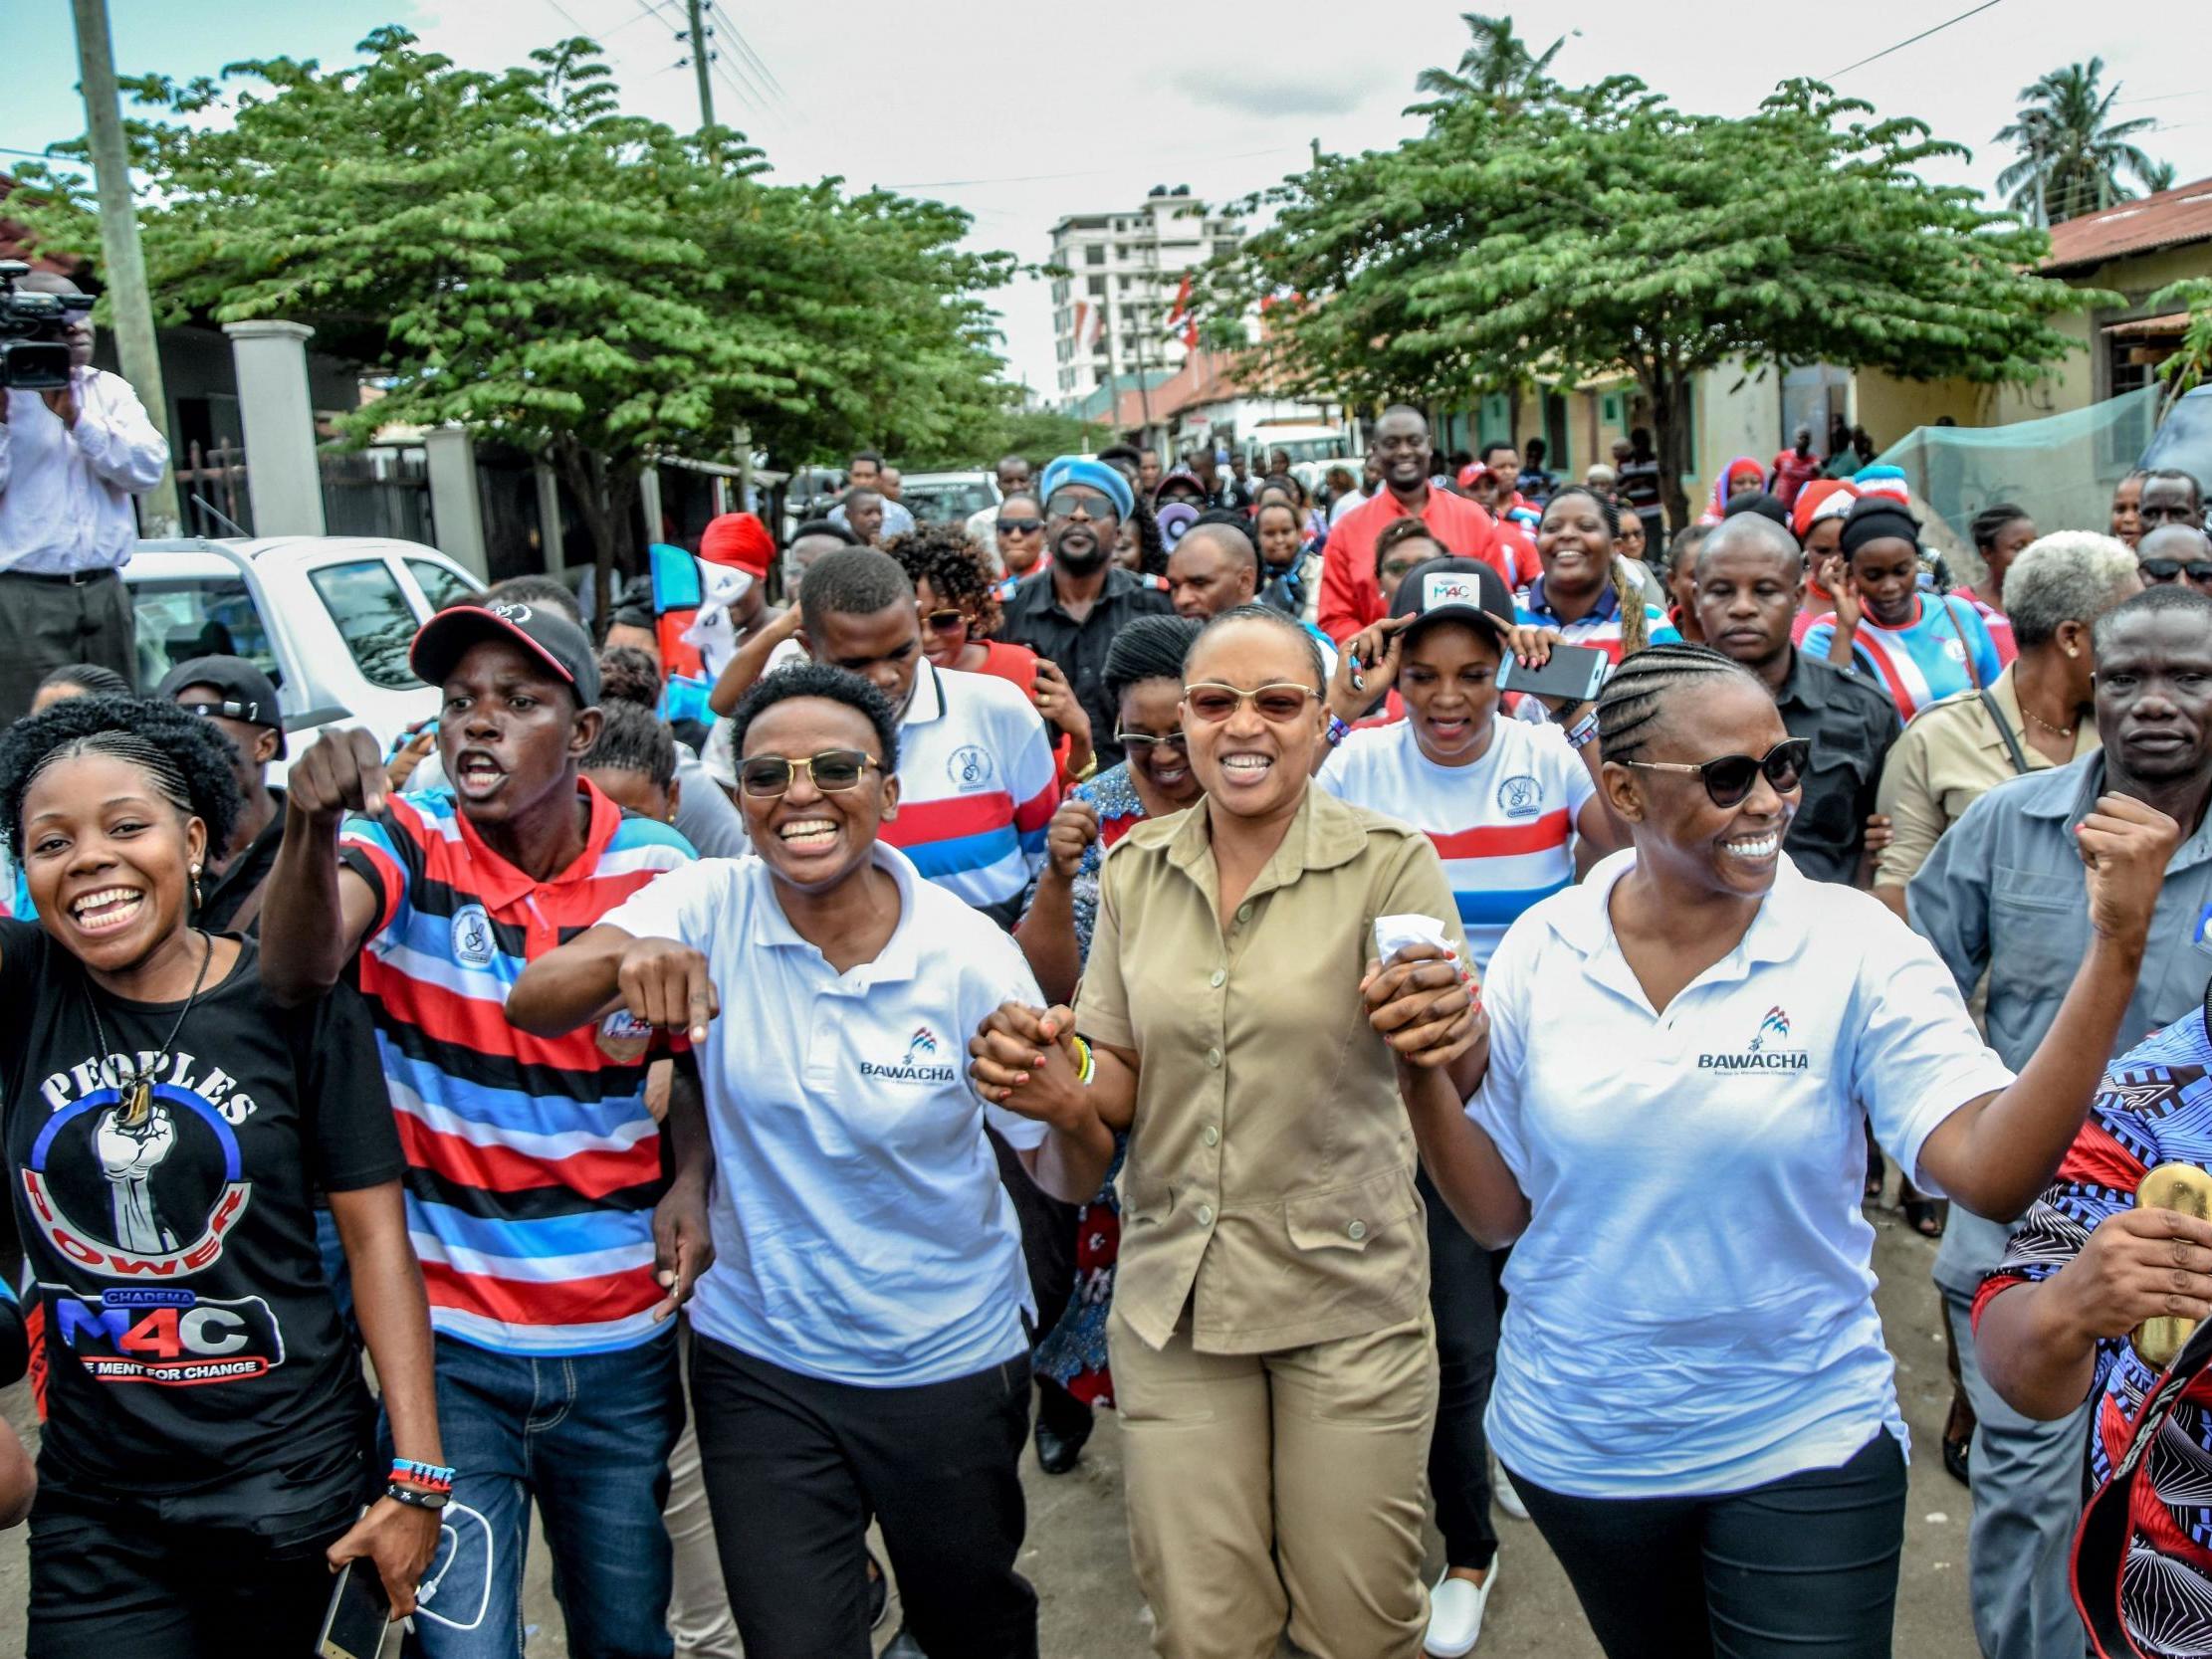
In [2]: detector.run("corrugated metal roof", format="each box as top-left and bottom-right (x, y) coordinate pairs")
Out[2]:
(2043, 176), (2212, 275)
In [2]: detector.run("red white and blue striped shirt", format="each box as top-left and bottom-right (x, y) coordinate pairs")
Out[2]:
(880, 663), (1059, 913)
(1317, 715), (1594, 969)
(339, 783), (694, 1355)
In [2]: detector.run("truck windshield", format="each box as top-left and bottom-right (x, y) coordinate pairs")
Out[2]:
(128, 576), (280, 691)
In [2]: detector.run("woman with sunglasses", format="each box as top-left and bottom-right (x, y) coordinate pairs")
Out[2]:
(1372, 641), (2175, 1656)
(892, 524), (1095, 781)
(973, 604), (1480, 1655)
(0, 696), (445, 1656)
(1014, 615), (1204, 1468)
(995, 490), (1050, 587)
(510, 663), (1114, 1659)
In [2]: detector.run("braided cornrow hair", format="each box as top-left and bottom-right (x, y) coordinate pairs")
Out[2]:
(1595, 642), (1767, 765)
(1542, 484), (1650, 658)
(0, 695), (243, 855)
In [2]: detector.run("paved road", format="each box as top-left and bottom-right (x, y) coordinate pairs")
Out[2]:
(0, 1199), (1986, 1656)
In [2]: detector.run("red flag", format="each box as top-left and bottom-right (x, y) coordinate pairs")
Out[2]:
(1167, 274), (1199, 348)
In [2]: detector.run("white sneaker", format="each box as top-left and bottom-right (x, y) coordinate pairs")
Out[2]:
(1492, 1465), (1529, 1521)
(1424, 1561), (1498, 1657)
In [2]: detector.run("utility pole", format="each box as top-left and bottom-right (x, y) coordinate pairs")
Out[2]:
(684, 0), (716, 130)
(70, 0), (179, 536)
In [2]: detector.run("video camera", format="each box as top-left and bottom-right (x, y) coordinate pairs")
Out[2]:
(0, 261), (92, 392)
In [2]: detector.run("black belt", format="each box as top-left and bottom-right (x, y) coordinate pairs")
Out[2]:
(3, 566), (118, 586)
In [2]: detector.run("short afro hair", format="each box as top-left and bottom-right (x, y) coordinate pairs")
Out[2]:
(887, 523), (1002, 637)
(37, 663), (132, 699)
(2093, 582), (2212, 656)
(581, 700), (678, 791)
(484, 575), (583, 625)
(596, 645), (664, 709)
(798, 546), (914, 638)
(1375, 516), (1448, 572)
(0, 695), (242, 857)
(729, 664), (901, 779)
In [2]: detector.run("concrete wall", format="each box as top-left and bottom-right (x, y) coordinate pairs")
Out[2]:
(1689, 357), (1781, 506)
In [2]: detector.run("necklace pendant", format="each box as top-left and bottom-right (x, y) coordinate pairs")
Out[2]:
(120, 1077), (152, 1128)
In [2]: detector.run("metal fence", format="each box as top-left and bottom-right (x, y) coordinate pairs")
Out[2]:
(322, 445), (433, 544)
(174, 439), (253, 537)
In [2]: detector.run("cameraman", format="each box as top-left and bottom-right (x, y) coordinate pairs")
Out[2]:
(0, 271), (168, 723)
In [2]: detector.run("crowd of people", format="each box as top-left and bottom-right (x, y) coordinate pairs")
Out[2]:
(3, 396), (2212, 1659)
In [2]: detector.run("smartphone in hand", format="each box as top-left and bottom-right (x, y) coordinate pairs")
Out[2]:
(318, 1557), (393, 1659)
(1495, 643), (1609, 704)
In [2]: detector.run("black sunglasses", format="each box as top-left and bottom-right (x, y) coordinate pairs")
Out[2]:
(919, 607), (967, 636)
(996, 516), (1043, 534)
(2141, 557), (2212, 585)
(177, 698), (270, 726)
(1622, 737), (1810, 808)
(737, 748), (881, 799)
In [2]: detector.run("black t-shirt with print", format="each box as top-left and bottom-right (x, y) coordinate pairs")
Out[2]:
(0, 924), (403, 1493)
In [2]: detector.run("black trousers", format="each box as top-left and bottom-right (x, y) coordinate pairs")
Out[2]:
(0, 567), (136, 725)
(1423, 1166), (1501, 1572)
(1510, 1432), (1908, 1659)
(26, 1451), (365, 1659)
(689, 1335), (1038, 1659)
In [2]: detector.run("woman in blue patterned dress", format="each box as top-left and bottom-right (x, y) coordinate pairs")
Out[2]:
(1015, 616), (1203, 1461)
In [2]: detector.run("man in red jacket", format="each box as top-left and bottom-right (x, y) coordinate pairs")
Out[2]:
(1318, 405), (1506, 641)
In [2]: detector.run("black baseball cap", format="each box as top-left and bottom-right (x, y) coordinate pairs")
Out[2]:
(409, 601), (601, 707)
(156, 655), (289, 758)
(1387, 555), (1518, 645)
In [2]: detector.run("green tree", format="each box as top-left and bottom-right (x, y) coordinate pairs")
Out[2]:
(1995, 59), (2166, 226)
(2151, 279), (2212, 405)
(1218, 73), (2100, 530)
(1412, 12), (1566, 117)
(12, 28), (1012, 601)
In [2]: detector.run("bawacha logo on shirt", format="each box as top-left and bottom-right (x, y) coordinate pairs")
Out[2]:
(1697, 1005), (1811, 1072)
(860, 1025), (959, 1085)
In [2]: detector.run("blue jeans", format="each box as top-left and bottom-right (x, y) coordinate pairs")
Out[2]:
(397, 1331), (683, 1659)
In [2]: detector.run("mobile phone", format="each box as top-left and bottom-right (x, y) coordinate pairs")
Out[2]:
(318, 1557), (393, 1659)
(1495, 642), (1610, 704)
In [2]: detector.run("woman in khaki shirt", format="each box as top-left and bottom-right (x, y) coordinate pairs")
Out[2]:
(973, 605), (1481, 1658)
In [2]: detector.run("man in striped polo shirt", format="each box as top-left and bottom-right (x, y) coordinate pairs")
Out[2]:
(796, 545), (1058, 926)
(261, 600), (709, 1659)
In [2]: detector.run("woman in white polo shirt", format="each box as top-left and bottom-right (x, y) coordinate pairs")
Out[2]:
(1372, 640), (2178, 1656)
(508, 663), (1114, 1659)
(1314, 555), (1623, 1656)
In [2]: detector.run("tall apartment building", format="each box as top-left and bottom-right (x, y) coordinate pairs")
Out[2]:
(1049, 185), (1242, 404)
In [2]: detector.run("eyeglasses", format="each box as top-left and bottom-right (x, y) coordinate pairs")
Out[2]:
(1114, 728), (1189, 754)
(1045, 489), (1118, 520)
(1621, 737), (1810, 808)
(996, 516), (1043, 535)
(2141, 557), (2212, 585)
(1183, 682), (1322, 724)
(737, 748), (882, 798)
(919, 607), (967, 636)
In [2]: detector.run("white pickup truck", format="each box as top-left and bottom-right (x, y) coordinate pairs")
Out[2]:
(121, 535), (485, 780)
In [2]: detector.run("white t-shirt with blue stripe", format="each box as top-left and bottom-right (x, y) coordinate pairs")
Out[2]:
(1317, 715), (1595, 969)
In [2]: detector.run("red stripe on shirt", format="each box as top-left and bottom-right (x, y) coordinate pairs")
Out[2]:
(359, 959), (660, 1077)
(1428, 809), (1573, 861)
(2056, 1118), (2149, 1194)
(396, 1114), (660, 1199)
(1012, 778), (1060, 834)
(420, 1259), (660, 1329)
(881, 790), (1015, 845)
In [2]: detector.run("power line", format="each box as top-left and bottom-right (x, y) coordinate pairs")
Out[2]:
(1826, 0), (2005, 80)
(709, 3), (787, 104)
(881, 144), (1307, 192)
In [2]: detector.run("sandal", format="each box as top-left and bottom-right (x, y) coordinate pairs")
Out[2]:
(1901, 1187), (1945, 1239)
(1942, 1393), (1975, 1486)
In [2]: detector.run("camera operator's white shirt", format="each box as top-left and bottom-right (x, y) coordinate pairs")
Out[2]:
(0, 369), (169, 574)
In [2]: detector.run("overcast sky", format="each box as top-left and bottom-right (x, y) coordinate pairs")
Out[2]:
(9, 0), (2209, 401)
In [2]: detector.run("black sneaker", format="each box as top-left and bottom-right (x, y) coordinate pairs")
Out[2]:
(1033, 1376), (1094, 1475)
(881, 1626), (928, 1659)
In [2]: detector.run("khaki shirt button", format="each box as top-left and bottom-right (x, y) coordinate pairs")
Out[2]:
(1197, 1203), (1216, 1227)
(1235, 903), (1252, 923)
(1347, 1219), (1368, 1242)
(1203, 1125), (1219, 1147)
(1209, 968), (1225, 988)
(1206, 1047), (1221, 1068)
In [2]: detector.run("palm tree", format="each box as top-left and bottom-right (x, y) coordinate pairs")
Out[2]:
(1995, 59), (2167, 226)
(1413, 13), (1566, 117)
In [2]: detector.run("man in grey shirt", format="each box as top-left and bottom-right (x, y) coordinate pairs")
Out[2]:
(1910, 583), (2212, 1659)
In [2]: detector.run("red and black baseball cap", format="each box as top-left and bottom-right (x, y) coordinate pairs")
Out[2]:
(409, 600), (601, 707)
(1387, 555), (1518, 646)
